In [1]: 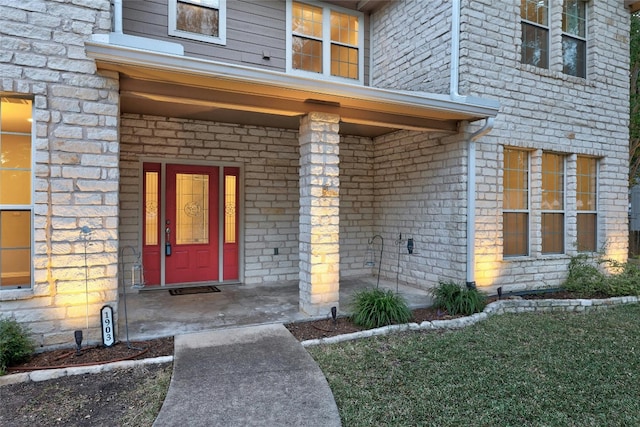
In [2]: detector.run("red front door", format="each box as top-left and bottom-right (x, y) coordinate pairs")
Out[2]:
(165, 164), (219, 284)
(141, 163), (239, 286)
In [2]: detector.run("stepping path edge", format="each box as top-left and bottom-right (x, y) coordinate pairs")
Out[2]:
(300, 296), (640, 347)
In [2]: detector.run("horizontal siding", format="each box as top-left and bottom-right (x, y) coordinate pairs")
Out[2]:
(122, 0), (286, 70)
(122, 0), (370, 83)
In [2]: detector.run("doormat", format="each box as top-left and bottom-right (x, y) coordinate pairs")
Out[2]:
(169, 286), (221, 296)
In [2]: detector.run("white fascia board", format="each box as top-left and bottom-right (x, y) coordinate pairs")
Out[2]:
(85, 41), (500, 119)
(90, 33), (184, 55)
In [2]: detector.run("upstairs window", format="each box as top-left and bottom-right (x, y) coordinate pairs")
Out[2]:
(0, 96), (33, 290)
(169, 0), (227, 45)
(287, 1), (364, 83)
(521, 0), (588, 78)
(562, 0), (587, 78)
(521, 0), (549, 69)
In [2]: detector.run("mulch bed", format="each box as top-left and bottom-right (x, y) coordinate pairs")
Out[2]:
(5, 290), (589, 373)
(7, 337), (174, 373)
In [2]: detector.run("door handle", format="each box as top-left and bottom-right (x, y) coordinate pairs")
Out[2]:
(165, 224), (172, 256)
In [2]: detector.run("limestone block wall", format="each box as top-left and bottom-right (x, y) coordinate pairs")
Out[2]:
(339, 135), (375, 275)
(0, 0), (120, 349)
(119, 114), (374, 287)
(370, 0), (451, 93)
(461, 0), (630, 292)
(372, 130), (468, 289)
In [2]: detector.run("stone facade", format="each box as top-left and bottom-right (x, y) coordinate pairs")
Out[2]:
(0, 0), (120, 348)
(0, 0), (632, 348)
(370, 0), (630, 293)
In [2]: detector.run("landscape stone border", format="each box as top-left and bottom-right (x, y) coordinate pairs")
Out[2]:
(300, 296), (640, 347)
(2, 296), (638, 387)
(0, 355), (173, 387)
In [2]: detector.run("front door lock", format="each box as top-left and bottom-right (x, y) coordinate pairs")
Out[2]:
(165, 221), (172, 256)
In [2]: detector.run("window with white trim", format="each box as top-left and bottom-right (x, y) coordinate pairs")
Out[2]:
(0, 96), (33, 290)
(520, 0), (588, 78)
(562, 0), (587, 78)
(541, 152), (565, 254)
(503, 148), (530, 257)
(521, 0), (549, 69)
(169, 0), (227, 45)
(287, 0), (364, 83)
(576, 156), (597, 252)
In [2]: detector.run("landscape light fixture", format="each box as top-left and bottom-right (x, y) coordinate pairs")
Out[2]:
(74, 330), (83, 355)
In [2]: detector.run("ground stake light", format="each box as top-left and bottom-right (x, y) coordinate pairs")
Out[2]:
(74, 330), (83, 355)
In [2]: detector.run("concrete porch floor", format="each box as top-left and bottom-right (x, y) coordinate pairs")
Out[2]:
(117, 276), (433, 341)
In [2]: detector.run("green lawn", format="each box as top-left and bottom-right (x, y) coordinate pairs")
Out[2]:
(308, 305), (640, 427)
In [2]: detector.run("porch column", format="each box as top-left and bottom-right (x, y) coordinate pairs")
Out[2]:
(298, 112), (340, 316)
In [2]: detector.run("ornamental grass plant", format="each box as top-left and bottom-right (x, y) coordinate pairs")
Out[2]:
(431, 281), (486, 316)
(350, 288), (412, 329)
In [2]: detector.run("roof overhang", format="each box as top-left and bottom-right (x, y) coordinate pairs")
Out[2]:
(626, 1), (640, 13)
(85, 40), (500, 138)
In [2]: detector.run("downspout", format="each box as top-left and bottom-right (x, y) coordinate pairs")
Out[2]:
(450, 0), (463, 101)
(113, 0), (123, 34)
(450, 0), (495, 288)
(465, 118), (494, 288)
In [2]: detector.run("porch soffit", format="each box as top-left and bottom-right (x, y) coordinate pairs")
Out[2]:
(626, 1), (640, 13)
(86, 41), (500, 138)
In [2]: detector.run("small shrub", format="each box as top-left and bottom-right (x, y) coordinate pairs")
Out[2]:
(563, 254), (607, 296)
(351, 288), (412, 329)
(0, 317), (35, 375)
(563, 255), (640, 297)
(431, 281), (486, 316)
(602, 259), (640, 297)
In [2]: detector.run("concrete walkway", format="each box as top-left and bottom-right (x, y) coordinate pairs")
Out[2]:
(153, 324), (341, 427)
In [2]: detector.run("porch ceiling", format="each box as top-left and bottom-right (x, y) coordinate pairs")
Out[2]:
(86, 41), (500, 138)
(626, 1), (640, 13)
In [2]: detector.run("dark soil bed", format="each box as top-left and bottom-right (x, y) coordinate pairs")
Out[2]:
(6, 290), (585, 372)
(7, 337), (175, 373)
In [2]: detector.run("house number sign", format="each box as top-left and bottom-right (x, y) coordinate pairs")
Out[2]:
(100, 305), (115, 347)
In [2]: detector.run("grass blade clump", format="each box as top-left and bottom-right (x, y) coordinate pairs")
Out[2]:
(351, 288), (412, 329)
(431, 281), (486, 316)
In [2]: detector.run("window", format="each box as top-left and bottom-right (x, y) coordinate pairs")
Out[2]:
(0, 96), (32, 290)
(287, 1), (364, 83)
(521, 0), (549, 69)
(503, 148), (529, 257)
(562, 0), (586, 78)
(541, 153), (565, 254)
(169, 0), (226, 45)
(521, 0), (587, 78)
(576, 156), (597, 252)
